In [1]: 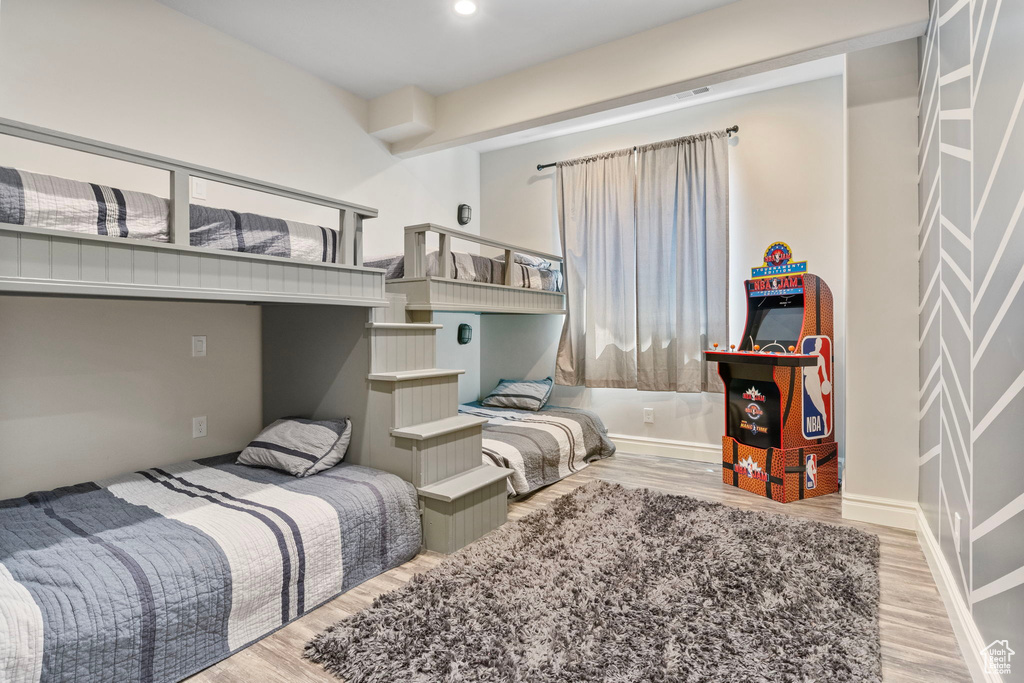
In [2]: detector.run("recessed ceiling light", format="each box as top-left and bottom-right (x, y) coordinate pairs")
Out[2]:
(454, 0), (477, 15)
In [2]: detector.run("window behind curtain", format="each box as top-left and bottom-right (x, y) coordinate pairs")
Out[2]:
(555, 132), (729, 393)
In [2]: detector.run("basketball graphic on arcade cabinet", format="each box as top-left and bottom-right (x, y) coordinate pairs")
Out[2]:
(801, 335), (833, 439)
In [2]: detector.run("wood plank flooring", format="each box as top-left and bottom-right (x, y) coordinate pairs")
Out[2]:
(187, 454), (972, 682)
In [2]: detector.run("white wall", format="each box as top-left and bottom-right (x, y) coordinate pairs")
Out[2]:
(843, 41), (920, 514)
(0, 0), (481, 497)
(479, 77), (845, 454)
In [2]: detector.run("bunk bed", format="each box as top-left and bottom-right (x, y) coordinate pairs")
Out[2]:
(0, 118), (386, 308)
(367, 223), (567, 314)
(0, 119), (424, 681)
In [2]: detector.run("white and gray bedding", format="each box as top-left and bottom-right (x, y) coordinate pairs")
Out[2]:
(459, 402), (615, 497)
(364, 251), (564, 292)
(0, 455), (420, 683)
(0, 166), (342, 263)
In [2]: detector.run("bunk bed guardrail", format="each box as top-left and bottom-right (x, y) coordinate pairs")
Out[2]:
(0, 117), (378, 265)
(0, 117), (387, 307)
(394, 223), (567, 314)
(403, 223), (562, 284)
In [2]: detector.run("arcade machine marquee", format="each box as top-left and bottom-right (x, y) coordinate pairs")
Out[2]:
(704, 242), (838, 503)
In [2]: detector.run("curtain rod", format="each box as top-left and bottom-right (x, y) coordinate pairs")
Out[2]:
(535, 124), (738, 172)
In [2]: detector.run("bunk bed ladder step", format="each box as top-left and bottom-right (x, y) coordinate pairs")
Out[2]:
(365, 301), (512, 554)
(419, 466), (513, 555)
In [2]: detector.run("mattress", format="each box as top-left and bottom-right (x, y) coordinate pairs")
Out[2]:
(0, 166), (343, 264)
(364, 250), (563, 292)
(0, 455), (421, 683)
(459, 403), (616, 497)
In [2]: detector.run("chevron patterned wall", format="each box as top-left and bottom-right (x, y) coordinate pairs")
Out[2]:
(918, 0), (1024, 663)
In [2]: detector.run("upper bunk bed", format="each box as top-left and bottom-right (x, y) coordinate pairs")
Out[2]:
(366, 223), (566, 314)
(0, 117), (387, 308)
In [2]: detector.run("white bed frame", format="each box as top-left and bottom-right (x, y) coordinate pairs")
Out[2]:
(0, 118), (386, 308)
(385, 223), (566, 314)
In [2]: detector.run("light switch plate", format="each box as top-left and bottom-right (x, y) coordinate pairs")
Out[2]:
(643, 408), (655, 424)
(192, 416), (208, 439)
(191, 177), (208, 200)
(192, 335), (207, 357)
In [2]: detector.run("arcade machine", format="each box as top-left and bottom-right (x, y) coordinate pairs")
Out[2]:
(704, 242), (838, 503)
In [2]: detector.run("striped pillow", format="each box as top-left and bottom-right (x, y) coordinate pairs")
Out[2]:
(481, 377), (554, 411)
(237, 417), (352, 477)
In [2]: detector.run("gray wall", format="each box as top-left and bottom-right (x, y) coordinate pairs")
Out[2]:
(0, 297), (262, 499)
(918, 0), (1024, 661)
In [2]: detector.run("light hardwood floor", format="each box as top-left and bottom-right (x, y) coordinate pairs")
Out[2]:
(188, 453), (972, 683)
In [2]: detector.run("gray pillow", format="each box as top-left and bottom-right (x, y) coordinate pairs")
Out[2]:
(495, 252), (552, 269)
(481, 378), (554, 411)
(237, 417), (351, 477)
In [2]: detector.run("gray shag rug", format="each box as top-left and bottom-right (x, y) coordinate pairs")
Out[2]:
(306, 481), (881, 682)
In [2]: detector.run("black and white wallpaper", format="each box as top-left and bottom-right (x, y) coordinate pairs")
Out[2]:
(918, 0), (1024, 664)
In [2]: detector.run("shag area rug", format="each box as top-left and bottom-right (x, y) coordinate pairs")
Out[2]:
(306, 481), (881, 682)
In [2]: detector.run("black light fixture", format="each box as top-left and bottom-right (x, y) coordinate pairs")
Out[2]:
(457, 323), (473, 345)
(457, 204), (472, 226)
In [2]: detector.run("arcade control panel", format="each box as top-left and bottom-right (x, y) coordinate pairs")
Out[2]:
(704, 344), (819, 367)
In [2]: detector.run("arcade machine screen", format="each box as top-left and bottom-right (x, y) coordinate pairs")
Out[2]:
(743, 291), (804, 351)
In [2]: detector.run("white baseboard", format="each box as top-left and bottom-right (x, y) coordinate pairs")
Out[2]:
(915, 505), (999, 683)
(609, 434), (720, 463)
(840, 491), (918, 530)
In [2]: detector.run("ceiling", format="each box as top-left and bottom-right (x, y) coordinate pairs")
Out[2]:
(156, 0), (741, 99)
(469, 55), (846, 153)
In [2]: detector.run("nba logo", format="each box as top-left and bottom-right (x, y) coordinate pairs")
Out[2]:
(806, 453), (818, 489)
(801, 335), (833, 439)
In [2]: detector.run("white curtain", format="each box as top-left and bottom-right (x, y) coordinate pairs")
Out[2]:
(555, 132), (729, 393)
(555, 150), (637, 388)
(636, 132), (729, 392)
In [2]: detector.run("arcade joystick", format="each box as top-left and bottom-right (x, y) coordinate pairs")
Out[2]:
(730, 344), (736, 350)
(788, 345), (795, 353)
(713, 343), (719, 349)
(753, 345), (761, 352)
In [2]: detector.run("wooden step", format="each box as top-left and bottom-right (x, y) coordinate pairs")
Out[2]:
(366, 322), (443, 330)
(418, 465), (514, 503)
(391, 415), (488, 441)
(368, 368), (464, 382)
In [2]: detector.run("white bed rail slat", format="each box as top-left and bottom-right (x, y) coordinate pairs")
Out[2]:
(0, 223), (387, 307)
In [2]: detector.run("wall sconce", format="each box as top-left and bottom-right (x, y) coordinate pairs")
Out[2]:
(457, 204), (472, 226)
(458, 323), (473, 345)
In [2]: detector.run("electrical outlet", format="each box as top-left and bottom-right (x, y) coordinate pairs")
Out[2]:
(192, 335), (207, 357)
(953, 512), (962, 553)
(643, 408), (655, 424)
(192, 416), (208, 439)
(191, 177), (208, 200)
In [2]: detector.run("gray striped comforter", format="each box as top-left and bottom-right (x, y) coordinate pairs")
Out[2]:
(0, 456), (420, 683)
(459, 403), (615, 497)
(0, 167), (343, 263)
(364, 251), (563, 292)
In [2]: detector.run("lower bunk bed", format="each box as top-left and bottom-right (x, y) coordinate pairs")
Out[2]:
(458, 403), (616, 498)
(0, 455), (420, 683)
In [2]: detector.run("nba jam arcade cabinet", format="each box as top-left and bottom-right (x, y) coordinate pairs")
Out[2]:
(704, 242), (838, 503)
